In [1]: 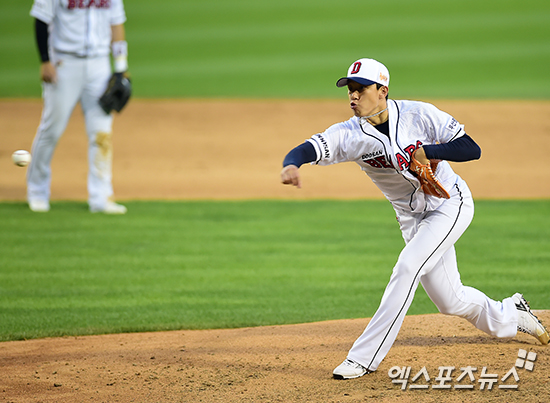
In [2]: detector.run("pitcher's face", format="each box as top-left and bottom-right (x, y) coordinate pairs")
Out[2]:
(347, 81), (387, 118)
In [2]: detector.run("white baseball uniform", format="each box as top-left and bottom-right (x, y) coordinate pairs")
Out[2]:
(307, 99), (518, 371)
(28, 0), (126, 211)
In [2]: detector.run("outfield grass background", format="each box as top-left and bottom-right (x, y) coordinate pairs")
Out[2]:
(1, 1), (549, 342)
(1, 200), (549, 342)
(1, 0), (549, 99)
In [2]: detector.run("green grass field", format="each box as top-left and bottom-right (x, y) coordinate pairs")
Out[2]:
(1, 0), (548, 342)
(1, 200), (549, 342)
(1, 0), (549, 99)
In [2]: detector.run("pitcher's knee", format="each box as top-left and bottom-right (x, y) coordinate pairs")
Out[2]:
(438, 299), (482, 321)
(393, 257), (426, 279)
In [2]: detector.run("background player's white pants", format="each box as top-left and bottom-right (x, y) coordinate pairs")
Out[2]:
(27, 54), (114, 210)
(347, 178), (518, 371)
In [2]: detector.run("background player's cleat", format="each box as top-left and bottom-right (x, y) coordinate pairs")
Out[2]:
(333, 359), (371, 379)
(90, 201), (127, 215)
(512, 293), (549, 345)
(29, 200), (50, 212)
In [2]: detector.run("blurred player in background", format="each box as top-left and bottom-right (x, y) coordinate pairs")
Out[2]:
(28, 0), (129, 214)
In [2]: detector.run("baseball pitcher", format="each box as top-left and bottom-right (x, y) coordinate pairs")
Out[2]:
(280, 58), (549, 379)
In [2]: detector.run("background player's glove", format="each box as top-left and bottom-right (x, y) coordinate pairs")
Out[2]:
(409, 151), (450, 199)
(99, 72), (132, 114)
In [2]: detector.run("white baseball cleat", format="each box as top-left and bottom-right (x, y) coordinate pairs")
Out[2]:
(90, 201), (127, 215)
(512, 293), (549, 345)
(333, 359), (371, 380)
(29, 200), (50, 212)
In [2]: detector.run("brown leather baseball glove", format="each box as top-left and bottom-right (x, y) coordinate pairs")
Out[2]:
(409, 151), (450, 199)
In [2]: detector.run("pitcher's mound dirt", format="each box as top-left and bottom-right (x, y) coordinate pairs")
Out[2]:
(1, 313), (549, 403)
(0, 100), (549, 402)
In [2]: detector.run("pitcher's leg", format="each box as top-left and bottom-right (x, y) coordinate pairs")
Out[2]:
(421, 247), (517, 338)
(346, 185), (474, 372)
(346, 258), (422, 371)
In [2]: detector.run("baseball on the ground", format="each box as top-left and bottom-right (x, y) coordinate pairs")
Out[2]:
(12, 150), (32, 167)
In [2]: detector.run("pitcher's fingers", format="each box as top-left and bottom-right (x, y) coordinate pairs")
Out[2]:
(281, 174), (301, 188)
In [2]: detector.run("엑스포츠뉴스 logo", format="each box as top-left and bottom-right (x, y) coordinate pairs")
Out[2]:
(388, 349), (538, 391)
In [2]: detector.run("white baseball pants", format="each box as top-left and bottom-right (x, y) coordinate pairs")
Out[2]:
(347, 178), (518, 371)
(27, 53), (114, 210)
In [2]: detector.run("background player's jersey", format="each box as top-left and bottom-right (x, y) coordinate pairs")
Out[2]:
(308, 100), (466, 213)
(30, 0), (126, 58)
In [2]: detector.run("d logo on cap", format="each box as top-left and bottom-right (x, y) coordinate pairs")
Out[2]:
(336, 58), (390, 88)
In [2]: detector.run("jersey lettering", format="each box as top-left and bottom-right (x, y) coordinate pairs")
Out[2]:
(362, 154), (394, 169)
(395, 153), (408, 171)
(447, 118), (458, 132)
(364, 158), (382, 168)
(374, 155), (393, 168)
(361, 150), (383, 160)
(404, 144), (416, 159)
(313, 134), (330, 159)
(395, 141), (423, 170)
(68, 0), (111, 9)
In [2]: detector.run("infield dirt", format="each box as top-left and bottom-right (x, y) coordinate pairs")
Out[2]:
(1, 100), (549, 402)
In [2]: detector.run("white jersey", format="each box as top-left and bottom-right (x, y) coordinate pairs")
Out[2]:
(308, 99), (466, 214)
(30, 0), (126, 58)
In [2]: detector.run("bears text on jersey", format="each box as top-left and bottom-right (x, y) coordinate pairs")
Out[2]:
(68, 0), (111, 9)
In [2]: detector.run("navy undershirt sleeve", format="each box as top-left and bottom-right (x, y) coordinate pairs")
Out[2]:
(423, 134), (481, 162)
(282, 141), (317, 168)
(282, 133), (479, 167)
(35, 18), (50, 62)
